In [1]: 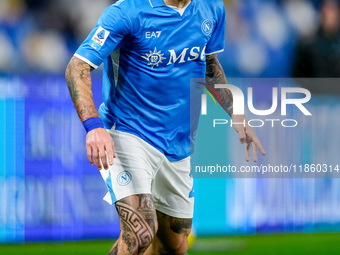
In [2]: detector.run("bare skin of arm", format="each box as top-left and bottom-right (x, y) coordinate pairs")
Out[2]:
(65, 56), (115, 170)
(205, 54), (266, 162)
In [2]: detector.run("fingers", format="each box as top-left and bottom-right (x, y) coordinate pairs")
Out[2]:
(252, 136), (266, 156)
(237, 126), (246, 144)
(252, 142), (258, 162)
(92, 148), (102, 170)
(100, 149), (109, 170)
(244, 126), (265, 162)
(245, 126), (266, 156)
(245, 142), (251, 162)
(87, 145), (95, 166)
(86, 129), (116, 170)
(88, 146), (113, 170)
(105, 144), (115, 167)
(245, 142), (259, 162)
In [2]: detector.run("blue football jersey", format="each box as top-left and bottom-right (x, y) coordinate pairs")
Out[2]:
(75, 0), (226, 160)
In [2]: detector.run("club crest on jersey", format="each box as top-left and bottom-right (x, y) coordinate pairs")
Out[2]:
(142, 48), (166, 68)
(91, 26), (110, 51)
(117, 171), (132, 186)
(202, 19), (213, 35)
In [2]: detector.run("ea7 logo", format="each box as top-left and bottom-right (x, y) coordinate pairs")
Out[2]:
(146, 31), (162, 38)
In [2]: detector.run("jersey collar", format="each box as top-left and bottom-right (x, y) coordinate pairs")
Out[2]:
(149, 0), (193, 8)
(149, 0), (166, 8)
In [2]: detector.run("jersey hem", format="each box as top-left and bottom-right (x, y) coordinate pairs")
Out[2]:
(103, 189), (152, 205)
(113, 128), (190, 161)
(112, 129), (162, 155)
(206, 49), (225, 55)
(74, 53), (99, 69)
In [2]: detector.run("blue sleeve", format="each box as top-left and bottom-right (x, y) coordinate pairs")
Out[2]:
(75, 5), (131, 68)
(205, 1), (226, 55)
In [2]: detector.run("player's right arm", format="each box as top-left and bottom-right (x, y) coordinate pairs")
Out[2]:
(66, 4), (131, 170)
(65, 56), (115, 170)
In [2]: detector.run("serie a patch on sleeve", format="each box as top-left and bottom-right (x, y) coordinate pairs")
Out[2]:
(91, 26), (110, 51)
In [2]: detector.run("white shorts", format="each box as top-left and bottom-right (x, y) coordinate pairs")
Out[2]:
(100, 129), (194, 219)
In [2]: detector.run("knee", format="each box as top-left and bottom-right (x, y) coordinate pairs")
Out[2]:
(113, 232), (155, 255)
(161, 235), (189, 255)
(156, 214), (192, 255)
(119, 223), (157, 254)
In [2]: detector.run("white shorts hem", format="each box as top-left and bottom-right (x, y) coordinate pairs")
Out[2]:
(103, 189), (152, 205)
(155, 203), (194, 219)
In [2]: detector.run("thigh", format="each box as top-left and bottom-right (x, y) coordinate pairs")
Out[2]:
(152, 157), (194, 219)
(115, 194), (158, 252)
(157, 210), (192, 236)
(100, 129), (162, 205)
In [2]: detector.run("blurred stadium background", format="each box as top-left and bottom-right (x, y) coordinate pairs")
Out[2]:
(1, 0), (340, 254)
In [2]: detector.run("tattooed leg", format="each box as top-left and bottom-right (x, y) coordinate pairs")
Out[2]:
(145, 211), (192, 255)
(109, 194), (157, 255)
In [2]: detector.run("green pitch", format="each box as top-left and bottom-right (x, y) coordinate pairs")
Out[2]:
(0, 232), (339, 255)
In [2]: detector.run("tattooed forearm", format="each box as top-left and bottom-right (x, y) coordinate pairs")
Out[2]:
(205, 54), (233, 116)
(65, 56), (99, 122)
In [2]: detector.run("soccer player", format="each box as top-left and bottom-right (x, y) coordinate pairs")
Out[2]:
(65, 0), (265, 254)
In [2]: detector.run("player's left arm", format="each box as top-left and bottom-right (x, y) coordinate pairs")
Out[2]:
(205, 54), (266, 162)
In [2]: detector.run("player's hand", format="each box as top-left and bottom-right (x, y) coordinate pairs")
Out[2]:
(86, 128), (116, 170)
(232, 115), (266, 162)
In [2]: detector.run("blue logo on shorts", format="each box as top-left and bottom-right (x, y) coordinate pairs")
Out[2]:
(117, 171), (132, 186)
(202, 19), (213, 35)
